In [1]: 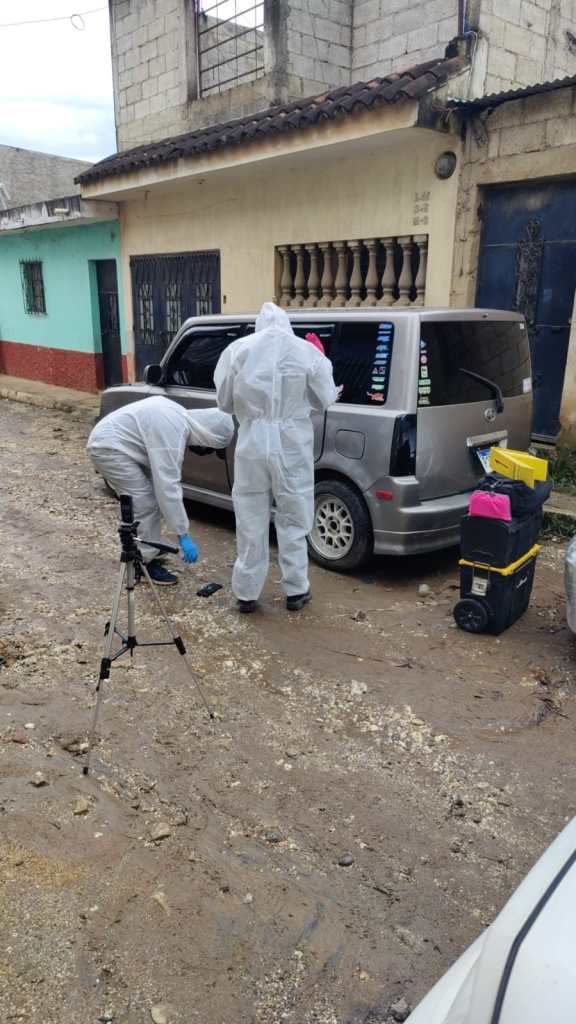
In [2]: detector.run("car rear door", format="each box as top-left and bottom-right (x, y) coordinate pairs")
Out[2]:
(162, 323), (246, 494)
(416, 317), (532, 500)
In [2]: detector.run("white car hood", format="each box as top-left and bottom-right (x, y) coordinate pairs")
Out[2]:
(409, 816), (576, 1024)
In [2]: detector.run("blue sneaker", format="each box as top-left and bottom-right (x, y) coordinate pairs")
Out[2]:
(145, 559), (178, 586)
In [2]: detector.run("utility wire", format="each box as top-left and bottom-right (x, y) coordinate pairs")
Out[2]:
(0, 6), (106, 29)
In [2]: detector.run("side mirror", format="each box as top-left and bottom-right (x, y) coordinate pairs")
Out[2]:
(144, 364), (164, 385)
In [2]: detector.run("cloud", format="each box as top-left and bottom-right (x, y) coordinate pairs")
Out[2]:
(0, 3), (115, 161)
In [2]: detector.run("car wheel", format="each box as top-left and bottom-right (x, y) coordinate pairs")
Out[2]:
(453, 598), (489, 633)
(308, 479), (373, 573)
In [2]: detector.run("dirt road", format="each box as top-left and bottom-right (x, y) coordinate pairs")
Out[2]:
(1, 399), (574, 1024)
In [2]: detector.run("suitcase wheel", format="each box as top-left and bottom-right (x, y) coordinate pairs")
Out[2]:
(454, 598), (489, 634)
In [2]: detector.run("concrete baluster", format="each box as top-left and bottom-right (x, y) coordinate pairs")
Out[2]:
(363, 238), (379, 306)
(334, 240), (349, 306)
(413, 234), (428, 306)
(396, 235), (414, 306)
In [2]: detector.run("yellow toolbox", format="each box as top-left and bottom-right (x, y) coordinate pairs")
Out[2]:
(489, 448), (548, 488)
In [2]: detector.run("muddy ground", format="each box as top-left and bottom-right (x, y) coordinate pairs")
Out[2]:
(0, 398), (575, 1024)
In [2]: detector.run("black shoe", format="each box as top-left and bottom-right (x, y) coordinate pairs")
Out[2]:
(237, 599), (257, 614)
(286, 591), (311, 611)
(146, 560), (178, 586)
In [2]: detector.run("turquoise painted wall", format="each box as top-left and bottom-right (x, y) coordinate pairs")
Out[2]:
(0, 220), (127, 353)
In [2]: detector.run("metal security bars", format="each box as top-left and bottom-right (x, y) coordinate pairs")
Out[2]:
(130, 251), (221, 377)
(20, 260), (46, 315)
(196, 0), (264, 97)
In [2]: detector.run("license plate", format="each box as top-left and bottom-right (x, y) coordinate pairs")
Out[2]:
(475, 446), (492, 473)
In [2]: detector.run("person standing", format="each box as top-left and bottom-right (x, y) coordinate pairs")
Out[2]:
(214, 302), (338, 612)
(87, 397), (234, 584)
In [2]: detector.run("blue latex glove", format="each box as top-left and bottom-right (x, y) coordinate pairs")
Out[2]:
(178, 534), (198, 564)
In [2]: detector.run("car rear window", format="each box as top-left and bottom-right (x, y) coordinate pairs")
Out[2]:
(418, 321), (531, 407)
(331, 322), (394, 405)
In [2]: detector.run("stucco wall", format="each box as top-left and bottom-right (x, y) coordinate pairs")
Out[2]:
(451, 85), (576, 431)
(116, 128), (460, 364)
(0, 221), (127, 389)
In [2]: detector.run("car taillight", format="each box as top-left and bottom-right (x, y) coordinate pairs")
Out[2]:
(389, 414), (417, 475)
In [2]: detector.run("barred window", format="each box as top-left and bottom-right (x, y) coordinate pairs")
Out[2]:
(20, 260), (46, 315)
(196, 0), (264, 97)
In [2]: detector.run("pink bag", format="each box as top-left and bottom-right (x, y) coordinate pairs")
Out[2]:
(469, 491), (512, 521)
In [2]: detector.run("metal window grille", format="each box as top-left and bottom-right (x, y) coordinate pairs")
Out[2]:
(138, 282), (155, 344)
(20, 260), (46, 315)
(196, 0), (264, 97)
(165, 281), (182, 334)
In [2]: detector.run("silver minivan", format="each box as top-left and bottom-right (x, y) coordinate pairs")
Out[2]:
(99, 308), (532, 572)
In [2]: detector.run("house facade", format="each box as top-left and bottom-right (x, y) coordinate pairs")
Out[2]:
(0, 197), (127, 392)
(76, 0), (576, 433)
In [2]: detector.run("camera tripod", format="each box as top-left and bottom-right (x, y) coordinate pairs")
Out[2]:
(83, 495), (214, 776)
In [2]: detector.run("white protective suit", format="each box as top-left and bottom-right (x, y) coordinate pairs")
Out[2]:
(87, 397), (234, 561)
(214, 302), (338, 600)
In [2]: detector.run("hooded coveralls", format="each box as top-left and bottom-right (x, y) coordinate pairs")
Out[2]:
(87, 397), (234, 561)
(214, 303), (338, 600)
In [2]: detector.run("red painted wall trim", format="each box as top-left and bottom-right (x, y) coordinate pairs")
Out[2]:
(0, 340), (127, 393)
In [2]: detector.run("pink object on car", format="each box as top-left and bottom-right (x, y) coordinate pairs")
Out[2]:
(305, 332), (325, 356)
(469, 490), (512, 521)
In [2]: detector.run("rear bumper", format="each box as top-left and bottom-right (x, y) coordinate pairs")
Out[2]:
(367, 486), (469, 556)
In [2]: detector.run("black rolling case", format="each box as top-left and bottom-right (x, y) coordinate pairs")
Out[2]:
(460, 510), (542, 569)
(454, 545), (539, 635)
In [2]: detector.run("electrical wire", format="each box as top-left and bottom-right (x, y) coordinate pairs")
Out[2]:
(0, 6), (106, 29)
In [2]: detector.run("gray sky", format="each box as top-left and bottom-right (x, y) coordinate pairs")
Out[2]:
(0, 2), (115, 163)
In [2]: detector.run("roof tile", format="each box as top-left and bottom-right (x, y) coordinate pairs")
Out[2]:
(77, 54), (467, 185)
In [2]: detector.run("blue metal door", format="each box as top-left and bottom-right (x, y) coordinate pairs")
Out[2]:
(476, 182), (576, 440)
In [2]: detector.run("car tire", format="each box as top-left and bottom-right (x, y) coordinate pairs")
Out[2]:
(308, 479), (373, 573)
(453, 598), (489, 633)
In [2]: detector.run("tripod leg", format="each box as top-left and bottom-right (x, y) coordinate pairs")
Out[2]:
(83, 563), (126, 776)
(126, 561), (136, 654)
(139, 562), (215, 721)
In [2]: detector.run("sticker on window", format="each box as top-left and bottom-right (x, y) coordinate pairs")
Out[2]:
(365, 323), (393, 404)
(523, 377), (532, 393)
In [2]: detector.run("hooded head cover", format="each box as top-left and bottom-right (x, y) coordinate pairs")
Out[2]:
(186, 407), (235, 448)
(254, 301), (295, 338)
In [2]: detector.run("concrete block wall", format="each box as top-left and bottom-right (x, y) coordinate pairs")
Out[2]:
(451, 85), (576, 308)
(476, 0), (576, 96)
(353, 0), (458, 79)
(285, 0), (353, 91)
(110, 0), (192, 150)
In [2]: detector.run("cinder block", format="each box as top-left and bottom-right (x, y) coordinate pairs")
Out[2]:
(379, 33), (408, 60)
(118, 68), (133, 90)
(314, 15), (351, 46)
(479, 11), (506, 47)
(515, 55), (543, 85)
(437, 15), (458, 42)
(147, 16), (165, 40)
(149, 54), (167, 77)
(487, 45), (517, 81)
(503, 21), (545, 60)
(118, 12), (137, 34)
(133, 25), (148, 48)
(520, 0), (548, 35)
(116, 30), (134, 56)
(149, 93), (166, 115)
(353, 41), (380, 68)
(166, 85), (183, 107)
(133, 61), (149, 85)
(393, 5), (426, 34)
(126, 82), (143, 103)
(355, 0), (380, 26)
(408, 22), (439, 52)
(140, 39), (159, 62)
(327, 41), (351, 66)
(499, 120), (546, 154)
(124, 46), (139, 70)
(288, 10), (314, 36)
(546, 115), (576, 147)
(134, 97), (151, 120)
(158, 68), (177, 92)
(492, 0), (521, 21)
(488, 127), (501, 158)
(142, 76), (160, 99)
(165, 9), (182, 33)
(164, 47), (179, 71)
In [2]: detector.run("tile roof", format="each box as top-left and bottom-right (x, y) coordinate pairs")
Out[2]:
(77, 55), (467, 185)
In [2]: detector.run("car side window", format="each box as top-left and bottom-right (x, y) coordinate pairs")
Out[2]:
(164, 326), (246, 388)
(331, 322), (394, 405)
